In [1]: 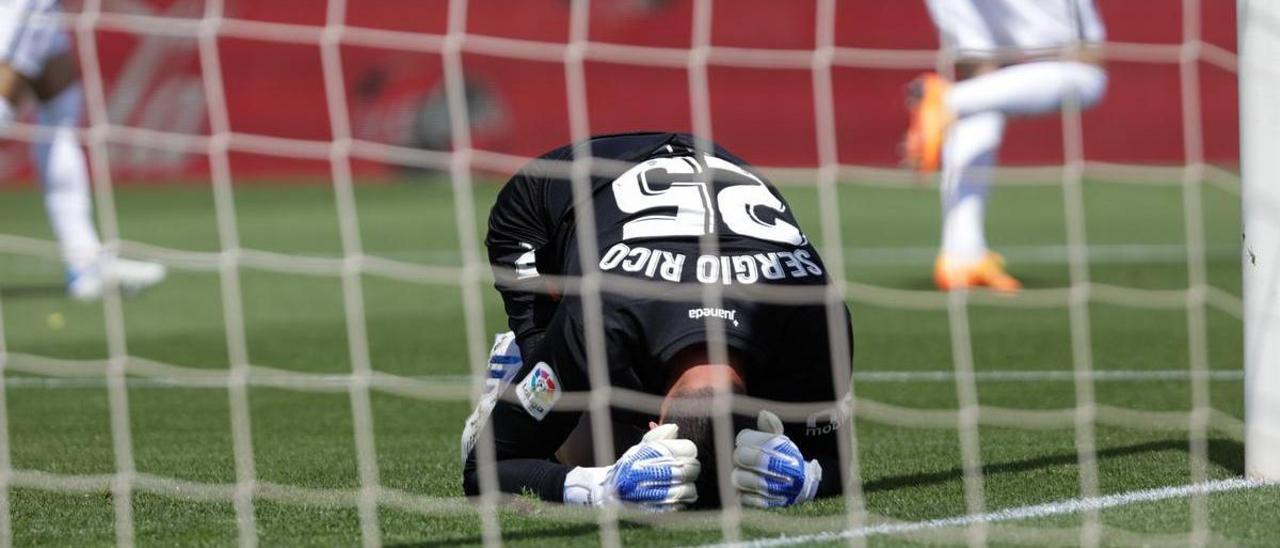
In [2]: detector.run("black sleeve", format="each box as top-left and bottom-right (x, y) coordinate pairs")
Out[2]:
(796, 426), (847, 499)
(460, 376), (586, 501)
(461, 383), (583, 502)
(462, 309), (590, 502)
(773, 304), (853, 500)
(486, 166), (556, 352)
(773, 400), (846, 499)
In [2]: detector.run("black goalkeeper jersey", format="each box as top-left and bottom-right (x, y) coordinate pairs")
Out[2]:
(467, 132), (852, 502)
(487, 131), (847, 389)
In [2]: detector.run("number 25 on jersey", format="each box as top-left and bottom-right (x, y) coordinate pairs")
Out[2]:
(611, 156), (806, 246)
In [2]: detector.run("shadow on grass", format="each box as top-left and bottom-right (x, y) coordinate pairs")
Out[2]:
(396, 521), (649, 548)
(0, 283), (65, 299)
(403, 439), (1243, 545)
(863, 437), (1244, 494)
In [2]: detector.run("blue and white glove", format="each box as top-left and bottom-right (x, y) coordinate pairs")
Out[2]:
(732, 410), (822, 508)
(563, 424), (700, 510)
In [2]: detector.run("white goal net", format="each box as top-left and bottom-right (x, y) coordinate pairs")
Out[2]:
(0, 0), (1262, 546)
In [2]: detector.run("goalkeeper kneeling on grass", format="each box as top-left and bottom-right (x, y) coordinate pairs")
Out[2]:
(460, 132), (851, 509)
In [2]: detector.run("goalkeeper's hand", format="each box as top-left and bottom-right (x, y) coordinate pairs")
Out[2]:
(562, 424), (700, 510)
(732, 410), (822, 508)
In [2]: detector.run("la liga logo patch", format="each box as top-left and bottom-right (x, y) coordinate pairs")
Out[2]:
(516, 362), (561, 421)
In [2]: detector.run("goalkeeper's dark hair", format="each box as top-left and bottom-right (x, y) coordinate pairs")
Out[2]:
(663, 385), (753, 509)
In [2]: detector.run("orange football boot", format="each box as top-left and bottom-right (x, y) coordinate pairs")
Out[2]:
(934, 252), (1022, 294)
(904, 73), (953, 172)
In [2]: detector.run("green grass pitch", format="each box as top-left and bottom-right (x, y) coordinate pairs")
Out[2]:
(0, 173), (1276, 546)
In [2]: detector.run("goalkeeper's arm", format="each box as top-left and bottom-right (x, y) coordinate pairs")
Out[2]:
(460, 354), (699, 509)
(461, 393), (580, 502)
(486, 152), (565, 355)
(462, 402), (699, 508)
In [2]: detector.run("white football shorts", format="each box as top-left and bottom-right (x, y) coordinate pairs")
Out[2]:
(925, 0), (1105, 59)
(0, 0), (69, 79)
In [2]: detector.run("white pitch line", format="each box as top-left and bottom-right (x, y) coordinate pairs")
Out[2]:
(696, 478), (1265, 548)
(853, 369), (1243, 383)
(0, 369), (1243, 389)
(0, 368), (1246, 389)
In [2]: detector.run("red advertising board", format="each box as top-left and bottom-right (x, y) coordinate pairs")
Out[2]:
(1, 0), (1239, 182)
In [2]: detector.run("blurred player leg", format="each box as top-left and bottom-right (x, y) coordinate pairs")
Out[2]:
(932, 62), (1096, 291)
(935, 112), (1020, 293)
(33, 57), (169, 301)
(32, 82), (101, 275)
(3, 1), (166, 300)
(920, 0), (1107, 292)
(940, 112), (1002, 265)
(946, 61), (1107, 118)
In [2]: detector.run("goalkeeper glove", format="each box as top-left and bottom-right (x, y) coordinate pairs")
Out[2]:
(732, 410), (822, 508)
(562, 423), (700, 510)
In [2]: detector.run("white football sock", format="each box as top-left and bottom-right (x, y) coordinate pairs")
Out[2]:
(947, 61), (1107, 118)
(941, 111), (1004, 265)
(0, 97), (14, 128)
(33, 84), (102, 271)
